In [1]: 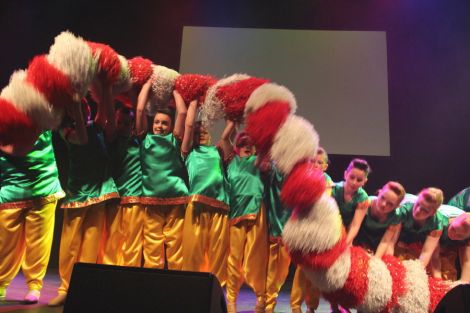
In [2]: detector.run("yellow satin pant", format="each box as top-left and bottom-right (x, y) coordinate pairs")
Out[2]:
(0, 200), (56, 291)
(58, 203), (105, 294)
(290, 266), (321, 311)
(226, 205), (268, 304)
(182, 201), (229, 286)
(100, 202), (123, 265)
(143, 204), (185, 270)
(120, 203), (145, 267)
(265, 240), (290, 311)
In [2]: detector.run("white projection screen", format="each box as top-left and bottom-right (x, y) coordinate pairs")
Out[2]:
(179, 26), (390, 156)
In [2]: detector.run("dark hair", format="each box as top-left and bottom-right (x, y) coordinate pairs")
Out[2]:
(346, 158), (371, 176)
(155, 107), (173, 118)
(116, 106), (135, 118)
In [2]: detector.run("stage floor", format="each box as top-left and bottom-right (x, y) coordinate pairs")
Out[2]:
(0, 270), (356, 313)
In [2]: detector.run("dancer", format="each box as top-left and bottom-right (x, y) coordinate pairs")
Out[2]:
(0, 131), (65, 303)
(49, 84), (119, 306)
(181, 102), (233, 285)
(136, 79), (188, 270)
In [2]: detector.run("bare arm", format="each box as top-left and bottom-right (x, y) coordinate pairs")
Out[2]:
(419, 231), (442, 268)
(93, 81), (116, 141)
(181, 100), (198, 155)
(218, 120), (235, 161)
(346, 200), (369, 246)
(430, 245), (442, 278)
(135, 80), (152, 137)
(173, 90), (188, 140)
(376, 224), (401, 258)
(60, 101), (88, 145)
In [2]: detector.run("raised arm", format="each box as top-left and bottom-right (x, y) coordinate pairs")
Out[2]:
(135, 79), (152, 137)
(346, 200), (369, 246)
(181, 100), (198, 155)
(172, 90), (188, 140)
(60, 99), (88, 145)
(93, 81), (116, 141)
(218, 120), (235, 161)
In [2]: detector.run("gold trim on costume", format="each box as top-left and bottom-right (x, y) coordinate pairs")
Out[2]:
(120, 196), (142, 205)
(0, 190), (66, 210)
(139, 196), (189, 205)
(229, 213), (258, 226)
(60, 192), (120, 209)
(191, 194), (229, 211)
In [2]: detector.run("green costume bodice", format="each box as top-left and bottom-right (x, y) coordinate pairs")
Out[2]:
(62, 123), (118, 208)
(227, 155), (264, 224)
(263, 165), (291, 239)
(354, 196), (401, 250)
(332, 181), (369, 227)
(397, 202), (446, 244)
(140, 133), (188, 204)
(448, 187), (470, 212)
(110, 135), (142, 203)
(185, 145), (229, 209)
(0, 131), (64, 208)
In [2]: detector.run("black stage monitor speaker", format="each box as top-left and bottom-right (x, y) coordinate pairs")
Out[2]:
(434, 283), (470, 313)
(63, 263), (227, 313)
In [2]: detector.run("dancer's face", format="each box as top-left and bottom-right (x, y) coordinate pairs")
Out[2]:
(344, 168), (367, 194)
(448, 214), (470, 241)
(153, 113), (172, 135)
(412, 195), (437, 222)
(312, 154), (328, 172)
(375, 187), (400, 215)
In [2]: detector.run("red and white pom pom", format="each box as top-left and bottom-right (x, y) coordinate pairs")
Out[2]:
(244, 82), (297, 116)
(281, 162), (326, 211)
(47, 31), (96, 97)
(112, 55), (132, 95)
(0, 98), (36, 145)
(201, 74), (250, 126)
(87, 41), (121, 84)
(1, 70), (63, 130)
(26, 55), (73, 110)
(128, 56), (153, 86)
(270, 115), (319, 175)
(174, 74), (216, 104)
(150, 65), (179, 105)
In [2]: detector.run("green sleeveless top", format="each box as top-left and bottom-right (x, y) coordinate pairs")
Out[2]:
(354, 196), (401, 250)
(0, 131), (64, 209)
(61, 123), (119, 208)
(140, 133), (189, 205)
(185, 145), (229, 210)
(438, 204), (466, 247)
(397, 202), (446, 244)
(227, 155), (264, 224)
(110, 135), (142, 204)
(448, 187), (470, 212)
(263, 165), (291, 240)
(331, 181), (369, 227)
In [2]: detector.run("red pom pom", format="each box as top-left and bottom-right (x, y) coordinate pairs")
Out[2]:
(128, 56), (153, 86)
(428, 277), (450, 313)
(0, 98), (37, 145)
(216, 77), (268, 123)
(87, 41), (121, 84)
(381, 255), (407, 313)
(281, 162), (326, 211)
(245, 100), (291, 157)
(175, 74), (216, 104)
(26, 55), (72, 110)
(289, 228), (348, 270)
(323, 247), (370, 309)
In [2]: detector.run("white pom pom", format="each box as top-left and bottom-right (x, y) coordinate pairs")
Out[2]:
(357, 256), (393, 313)
(304, 249), (351, 292)
(47, 31), (97, 97)
(283, 193), (342, 253)
(270, 115), (319, 174)
(396, 260), (430, 313)
(112, 55), (132, 95)
(1, 70), (63, 129)
(146, 65), (179, 115)
(244, 82), (297, 116)
(200, 73), (250, 127)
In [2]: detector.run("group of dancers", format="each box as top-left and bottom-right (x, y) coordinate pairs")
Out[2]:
(1, 65), (470, 313)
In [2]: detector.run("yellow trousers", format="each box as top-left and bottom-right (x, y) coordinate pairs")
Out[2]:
(290, 266), (321, 311)
(0, 200), (56, 291)
(100, 202), (123, 265)
(265, 240), (290, 311)
(182, 201), (229, 286)
(120, 203), (145, 267)
(226, 205), (268, 304)
(143, 204), (185, 270)
(58, 203), (105, 294)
